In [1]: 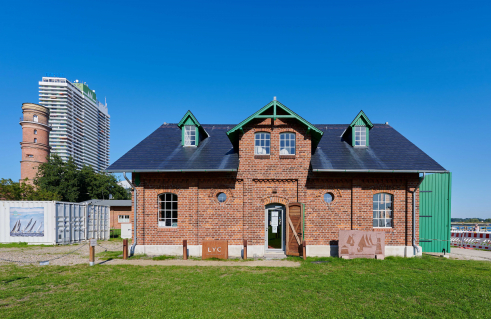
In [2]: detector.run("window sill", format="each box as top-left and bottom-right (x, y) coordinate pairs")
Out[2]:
(157, 226), (179, 231)
(254, 155), (270, 159)
(279, 155), (296, 159)
(373, 227), (393, 231)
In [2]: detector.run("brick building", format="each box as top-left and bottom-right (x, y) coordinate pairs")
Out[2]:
(107, 100), (447, 258)
(82, 199), (132, 229)
(19, 103), (51, 184)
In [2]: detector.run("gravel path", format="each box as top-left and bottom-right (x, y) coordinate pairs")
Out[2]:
(0, 241), (123, 266)
(450, 247), (491, 262)
(0, 242), (299, 267)
(102, 259), (300, 267)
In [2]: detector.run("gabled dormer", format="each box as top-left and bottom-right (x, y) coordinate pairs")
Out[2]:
(226, 99), (323, 151)
(178, 111), (208, 147)
(348, 110), (373, 147)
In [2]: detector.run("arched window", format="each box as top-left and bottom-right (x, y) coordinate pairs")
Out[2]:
(34, 138), (37, 143)
(254, 132), (270, 155)
(158, 193), (178, 227)
(373, 193), (393, 228)
(280, 132), (296, 155)
(34, 129), (38, 135)
(33, 115), (38, 122)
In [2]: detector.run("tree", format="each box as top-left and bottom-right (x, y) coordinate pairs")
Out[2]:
(0, 178), (61, 201)
(35, 154), (130, 202)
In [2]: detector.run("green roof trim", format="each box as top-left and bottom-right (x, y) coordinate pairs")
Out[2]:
(178, 110), (202, 128)
(349, 110), (374, 129)
(226, 100), (324, 148)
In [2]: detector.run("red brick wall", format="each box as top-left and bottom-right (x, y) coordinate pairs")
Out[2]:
(110, 206), (132, 229)
(132, 118), (420, 248)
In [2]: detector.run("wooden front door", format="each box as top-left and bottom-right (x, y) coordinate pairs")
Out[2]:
(286, 203), (303, 256)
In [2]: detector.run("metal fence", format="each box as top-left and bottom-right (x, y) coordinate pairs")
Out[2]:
(451, 231), (491, 250)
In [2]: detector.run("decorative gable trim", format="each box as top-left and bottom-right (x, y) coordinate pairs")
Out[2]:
(349, 110), (374, 129)
(226, 100), (323, 149)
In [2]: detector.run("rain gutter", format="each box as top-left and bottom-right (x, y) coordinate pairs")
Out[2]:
(123, 172), (137, 256)
(313, 169), (448, 173)
(106, 169), (237, 173)
(409, 173), (426, 256)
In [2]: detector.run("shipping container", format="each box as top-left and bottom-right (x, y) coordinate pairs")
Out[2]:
(0, 201), (109, 245)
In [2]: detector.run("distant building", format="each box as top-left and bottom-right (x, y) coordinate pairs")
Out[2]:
(19, 103), (51, 184)
(38, 76), (110, 171)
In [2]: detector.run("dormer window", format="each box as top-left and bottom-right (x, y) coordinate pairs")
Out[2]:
(255, 132), (270, 155)
(184, 125), (196, 146)
(354, 126), (366, 147)
(347, 110), (374, 148)
(178, 110), (208, 147)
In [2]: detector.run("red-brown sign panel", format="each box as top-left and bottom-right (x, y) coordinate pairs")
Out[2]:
(202, 240), (228, 260)
(338, 230), (385, 259)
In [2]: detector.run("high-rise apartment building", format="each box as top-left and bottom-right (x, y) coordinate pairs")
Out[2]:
(38, 76), (110, 171)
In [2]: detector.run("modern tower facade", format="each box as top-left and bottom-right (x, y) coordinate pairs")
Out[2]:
(38, 76), (110, 171)
(20, 103), (51, 184)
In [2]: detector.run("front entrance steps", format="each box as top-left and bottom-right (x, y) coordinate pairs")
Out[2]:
(264, 251), (287, 260)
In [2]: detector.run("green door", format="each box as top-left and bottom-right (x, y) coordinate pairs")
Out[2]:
(419, 172), (452, 253)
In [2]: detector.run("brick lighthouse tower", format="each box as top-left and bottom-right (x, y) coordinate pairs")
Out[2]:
(20, 103), (51, 184)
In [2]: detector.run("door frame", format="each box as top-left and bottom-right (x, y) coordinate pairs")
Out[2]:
(264, 204), (286, 252)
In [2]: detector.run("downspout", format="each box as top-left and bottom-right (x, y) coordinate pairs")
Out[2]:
(409, 172), (425, 256)
(123, 172), (137, 256)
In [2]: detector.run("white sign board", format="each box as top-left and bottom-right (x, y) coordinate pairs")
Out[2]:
(121, 223), (132, 239)
(272, 226), (277, 233)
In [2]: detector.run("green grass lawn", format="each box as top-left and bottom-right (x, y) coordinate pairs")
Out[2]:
(1, 256), (490, 318)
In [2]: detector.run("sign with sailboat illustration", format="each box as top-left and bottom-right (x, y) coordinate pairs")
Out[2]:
(338, 230), (385, 259)
(10, 207), (45, 237)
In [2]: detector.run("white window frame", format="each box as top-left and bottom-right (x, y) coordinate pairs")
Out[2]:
(33, 115), (38, 122)
(158, 193), (178, 227)
(184, 125), (196, 146)
(355, 126), (366, 147)
(254, 132), (270, 155)
(118, 215), (130, 223)
(280, 132), (296, 155)
(373, 193), (393, 228)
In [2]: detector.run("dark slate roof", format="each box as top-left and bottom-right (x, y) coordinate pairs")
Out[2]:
(311, 124), (446, 172)
(107, 123), (446, 173)
(107, 124), (238, 172)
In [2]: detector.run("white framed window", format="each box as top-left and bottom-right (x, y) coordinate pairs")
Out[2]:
(280, 132), (296, 155)
(373, 193), (393, 228)
(184, 125), (196, 146)
(118, 215), (130, 223)
(254, 132), (270, 155)
(34, 138), (37, 143)
(158, 193), (178, 227)
(34, 129), (37, 135)
(33, 115), (38, 122)
(355, 126), (366, 146)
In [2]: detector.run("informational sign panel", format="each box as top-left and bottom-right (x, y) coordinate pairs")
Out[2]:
(90, 239), (97, 247)
(338, 230), (385, 259)
(202, 240), (228, 260)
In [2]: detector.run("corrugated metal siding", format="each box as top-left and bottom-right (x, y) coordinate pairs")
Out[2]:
(0, 201), (109, 245)
(419, 173), (452, 253)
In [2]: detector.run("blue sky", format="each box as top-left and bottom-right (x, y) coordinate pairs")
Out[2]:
(1, 1), (490, 218)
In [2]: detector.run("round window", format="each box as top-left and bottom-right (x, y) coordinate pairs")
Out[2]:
(324, 193), (334, 203)
(217, 192), (227, 203)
